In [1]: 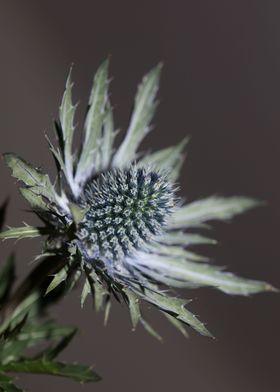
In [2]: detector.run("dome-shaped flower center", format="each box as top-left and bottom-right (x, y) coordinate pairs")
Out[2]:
(77, 167), (175, 261)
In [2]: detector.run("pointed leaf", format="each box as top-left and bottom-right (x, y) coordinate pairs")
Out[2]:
(103, 298), (111, 326)
(81, 279), (91, 308)
(148, 243), (209, 262)
(45, 266), (69, 295)
(0, 359), (101, 383)
(123, 288), (141, 330)
(136, 253), (275, 295)
(3, 154), (55, 203)
(160, 231), (217, 246)
(169, 197), (262, 229)
(84, 268), (108, 312)
(75, 60), (109, 185)
(19, 188), (49, 211)
(138, 288), (212, 337)
(139, 318), (162, 341)
(59, 68), (77, 187)
(113, 64), (162, 167)
(0, 226), (42, 241)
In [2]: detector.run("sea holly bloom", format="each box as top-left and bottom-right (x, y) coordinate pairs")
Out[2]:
(0, 60), (274, 338)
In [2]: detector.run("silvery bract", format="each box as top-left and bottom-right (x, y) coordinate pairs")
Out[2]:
(1, 60), (274, 339)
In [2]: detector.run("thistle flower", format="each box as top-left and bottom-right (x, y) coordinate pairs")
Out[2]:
(1, 60), (275, 338)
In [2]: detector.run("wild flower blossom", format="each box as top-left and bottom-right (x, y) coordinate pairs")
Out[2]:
(1, 60), (274, 338)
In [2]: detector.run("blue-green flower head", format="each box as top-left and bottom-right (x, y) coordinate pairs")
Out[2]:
(77, 166), (176, 265)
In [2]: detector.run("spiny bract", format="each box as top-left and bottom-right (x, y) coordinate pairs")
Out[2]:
(1, 59), (275, 339)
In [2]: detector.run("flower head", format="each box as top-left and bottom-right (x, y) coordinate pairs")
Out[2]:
(1, 60), (274, 339)
(78, 167), (176, 264)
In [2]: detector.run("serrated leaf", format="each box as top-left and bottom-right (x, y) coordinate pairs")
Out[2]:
(138, 288), (212, 337)
(19, 188), (49, 211)
(148, 243), (209, 262)
(113, 64), (162, 167)
(0, 359), (101, 383)
(123, 288), (141, 330)
(169, 196), (262, 229)
(136, 253), (275, 295)
(75, 60), (109, 186)
(3, 154), (55, 203)
(58, 68), (77, 188)
(160, 231), (217, 246)
(140, 137), (189, 181)
(0, 226), (42, 241)
(45, 133), (66, 177)
(0, 254), (15, 305)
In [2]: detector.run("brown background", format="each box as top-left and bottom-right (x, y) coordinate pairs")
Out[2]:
(0, 1), (279, 391)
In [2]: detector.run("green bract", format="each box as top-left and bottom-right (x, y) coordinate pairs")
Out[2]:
(1, 60), (275, 339)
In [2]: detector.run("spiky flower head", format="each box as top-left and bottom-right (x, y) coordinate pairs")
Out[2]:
(78, 167), (176, 264)
(1, 60), (274, 339)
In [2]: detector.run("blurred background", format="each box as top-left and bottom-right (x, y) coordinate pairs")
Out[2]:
(0, 1), (279, 391)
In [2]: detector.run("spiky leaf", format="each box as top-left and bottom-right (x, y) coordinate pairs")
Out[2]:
(123, 288), (141, 330)
(19, 188), (49, 211)
(139, 318), (162, 341)
(136, 253), (275, 295)
(0, 359), (100, 383)
(169, 196), (262, 229)
(160, 231), (217, 246)
(84, 268), (108, 312)
(3, 154), (55, 203)
(45, 266), (69, 295)
(113, 64), (162, 167)
(75, 60), (109, 185)
(81, 278), (91, 308)
(58, 68), (77, 188)
(135, 287), (211, 337)
(0, 226), (42, 241)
